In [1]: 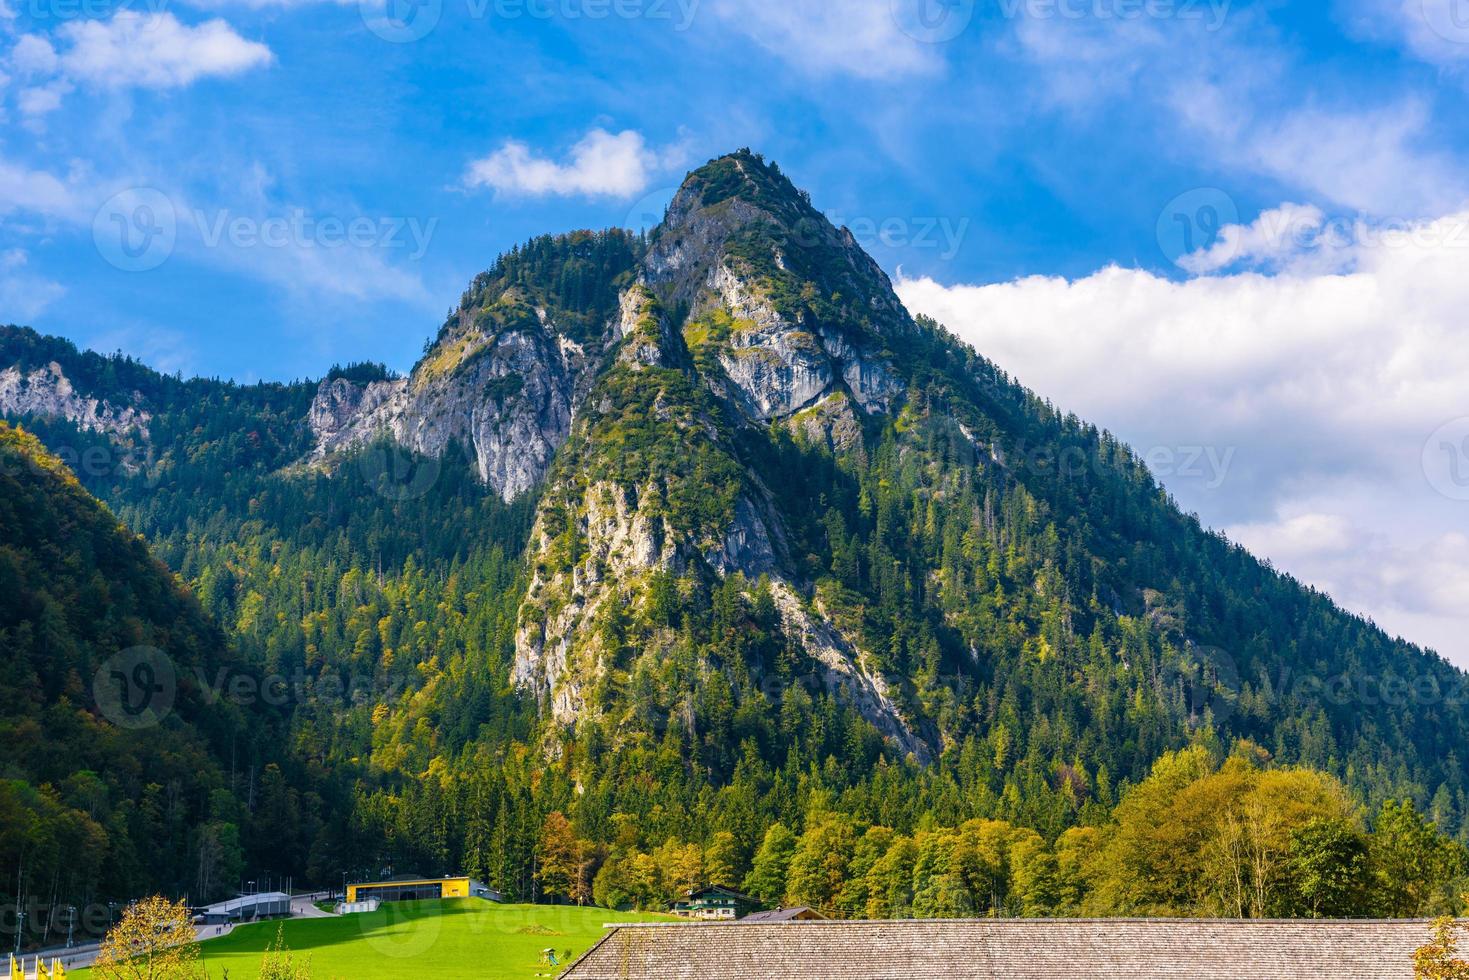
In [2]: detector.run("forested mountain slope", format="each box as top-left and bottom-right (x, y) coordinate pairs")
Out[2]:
(0, 423), (314, 947)
(2, 151), (1467, 920)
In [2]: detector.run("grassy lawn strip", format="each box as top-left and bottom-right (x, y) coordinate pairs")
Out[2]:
(73, 900), (675, 980)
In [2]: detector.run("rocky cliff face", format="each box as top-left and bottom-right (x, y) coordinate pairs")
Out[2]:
(300, 155), (939, 759)
(507, 154), (934, 760)
(0, 362), (151, 440)
(645, 155), (905, 427)
(306, 321), (594, 502)
(511, 283), (928, 758)
(304, 233), (640, 502)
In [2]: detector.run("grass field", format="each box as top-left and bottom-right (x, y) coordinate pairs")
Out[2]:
(73, 900), (673, 980)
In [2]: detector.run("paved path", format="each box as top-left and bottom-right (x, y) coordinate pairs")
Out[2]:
(13, 942), (100, 976)
(290, 894), (337, 918)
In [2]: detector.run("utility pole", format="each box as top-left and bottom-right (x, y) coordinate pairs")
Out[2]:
(13, 909), (24, 956)
(66, 906), (75, 949)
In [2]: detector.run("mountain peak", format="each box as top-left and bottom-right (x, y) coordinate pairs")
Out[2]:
(670, 149), (815, 221)
(647, 150), (910, 344)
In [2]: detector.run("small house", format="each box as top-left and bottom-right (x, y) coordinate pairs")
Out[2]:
(670, 885), (763, 920)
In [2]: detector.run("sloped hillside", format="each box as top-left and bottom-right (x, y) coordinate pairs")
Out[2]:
(0, 422), (306, 939)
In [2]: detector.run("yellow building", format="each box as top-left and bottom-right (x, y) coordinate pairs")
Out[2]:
(345, 876), (492, 903)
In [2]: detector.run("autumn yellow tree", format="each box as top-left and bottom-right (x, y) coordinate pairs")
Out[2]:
(538, 811), (579, 903)
(94, 896), (203, 980)
(1414, 917), (1469, 980)
(656, 838), (705, 898)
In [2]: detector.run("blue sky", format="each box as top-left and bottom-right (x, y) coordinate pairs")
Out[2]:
(7, 0), (1466, 381)
(7, 0), (1469, 664)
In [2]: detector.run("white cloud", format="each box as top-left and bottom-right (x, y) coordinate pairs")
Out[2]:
(18, 79), (70, 116)
(11, 34), (57, 75)
(897, 205), (1469, 665)
(1178, 96), (1468, 217)
(706, 0), (941, 79)
(1341, 0), (1469, 69)
(465, 129), (685, 200)
(1180, 203), (1326, 274)
(7, 11), (271, 115)
(0, 160), (80, 218)
(56, 11), (272, 88)
(1228, 512), (1354, 561)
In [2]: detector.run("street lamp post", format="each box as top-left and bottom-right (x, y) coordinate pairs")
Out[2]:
(66, 905), (76, 949)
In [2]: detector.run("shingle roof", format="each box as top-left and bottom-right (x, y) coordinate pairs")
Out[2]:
(561, 918), (1433, 979)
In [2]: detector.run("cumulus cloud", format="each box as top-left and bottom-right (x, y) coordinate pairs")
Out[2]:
(57, 12), (272, 87)
(9, 11), (271, 115)
(897, 205), (1469, 665)
(465, 129), (686, 200)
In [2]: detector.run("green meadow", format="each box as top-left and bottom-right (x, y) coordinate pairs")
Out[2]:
(73, 900), (673, 980)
